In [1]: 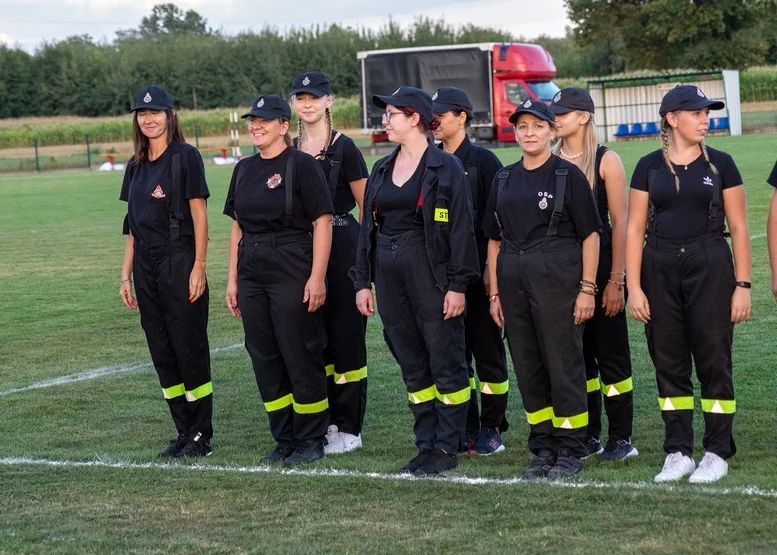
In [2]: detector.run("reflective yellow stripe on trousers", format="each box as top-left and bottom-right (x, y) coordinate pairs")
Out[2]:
(586, 378), (600, 394)
(552, 412), (588, 430)
(162, 383), (185, 400)
(481, 381), (509, 395)
(701, 399), (736, 414)
(526, 407), (554, 425)
(293, 398), (329, 415)
(186, 381), (213, 402)
(601, 377), (633, 397)
(264, 393), (293, 413)
(658, 397), (694, 410)
(408, 385), (437, 405)
(333, 366), (368, 385)
(436, 386), (471, 406)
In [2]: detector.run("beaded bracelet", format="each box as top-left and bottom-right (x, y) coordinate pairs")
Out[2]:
(120, 278), (132, 285)
(607, 279), (626, 291)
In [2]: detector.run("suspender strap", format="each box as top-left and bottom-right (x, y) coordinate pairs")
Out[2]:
(547, 169), (567, 237)
(707, 162), (722, 234)
(284, 149), (296, 229)
(327, 132), (345, 203)
(647, 168), (657, 237)
(467, 160), (479, 222)
(169, 151), (183, 241)
(494, 168), (511, 231)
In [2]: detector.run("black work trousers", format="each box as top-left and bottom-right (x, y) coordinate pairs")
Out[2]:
(323, 215), (368, 435)
(642, 233), (736, 459)
(375, 229), (470, 454)
(238, 230), (329, 447)
(134, 238), (212, 441)
(498, 237), (588, 458)
(584, 239), (633, 442)
(464, 274), (509, 434)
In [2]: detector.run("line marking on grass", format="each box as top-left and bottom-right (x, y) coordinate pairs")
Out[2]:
(0, 343), (242, 398)
(1, 456), (775, 499)
(751, 233), (767, 240)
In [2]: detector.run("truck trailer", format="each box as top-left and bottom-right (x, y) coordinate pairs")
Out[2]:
(357, 42), (560, 143)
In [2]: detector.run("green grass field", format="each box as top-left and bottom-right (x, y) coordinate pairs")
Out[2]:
(2, 135), (777, 554)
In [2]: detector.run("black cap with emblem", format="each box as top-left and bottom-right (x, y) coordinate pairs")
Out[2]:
(241, 95), (292, 120)
(432, 87), (474, 114)
(290, 71), (331, 98)
(130, 85), (174, 112)
(372, 86), (434, 126)
(659, 85), (725, 117)
(509, 98), (556, 124)
(549, 87), (595, 115)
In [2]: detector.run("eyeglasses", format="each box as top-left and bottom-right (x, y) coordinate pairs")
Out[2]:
(382, 110), (405, 122)
(245, 116), (275, 129)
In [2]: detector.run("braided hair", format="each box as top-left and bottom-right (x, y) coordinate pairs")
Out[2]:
(661, 115), (719, 193)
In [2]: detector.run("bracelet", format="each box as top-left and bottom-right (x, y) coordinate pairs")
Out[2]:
(580, 279), (597, 288)
(120, 278), (132, 285)
(610, 271), (626, 276)
(735, 281), (752, 289)
(489, 294), (500, 303)
(196, 258), (207, 263)
(579, 287), (597, 296)
(607, 279), (626, 291)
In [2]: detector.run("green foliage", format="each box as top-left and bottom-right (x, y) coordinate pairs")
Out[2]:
(740, 67), (777, 102)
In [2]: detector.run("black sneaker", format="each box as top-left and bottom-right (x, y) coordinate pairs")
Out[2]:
(547, 453), (583, 480)
(399, 449), (432, 474)
(520, 450), (556, 480)
(261, 444), (295, 463)
(598, 438), (639, 461)
(158, 434), (187, 458)
(413, 449), (458, 477)
(174, 432), (212, 458)
(582, 437), (603, 460)
(285, 441), (325, 465)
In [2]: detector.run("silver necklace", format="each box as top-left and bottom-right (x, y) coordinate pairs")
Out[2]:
(560, 147), (583, 160)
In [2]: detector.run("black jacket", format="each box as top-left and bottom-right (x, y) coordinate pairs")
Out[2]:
(349, 143), (480, 293)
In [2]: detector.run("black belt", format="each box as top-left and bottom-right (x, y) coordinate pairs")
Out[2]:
(332, 213), (352, 227)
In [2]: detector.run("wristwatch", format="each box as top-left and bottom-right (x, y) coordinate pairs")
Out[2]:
(735, 281), (752, 289)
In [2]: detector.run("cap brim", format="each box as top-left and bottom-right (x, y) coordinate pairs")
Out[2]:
(432, 102), (459, 114)
(290, 87), (329, 98)
(549, 104), (574, 115)
(509, 108), (555, 124)
(241, 109), (286, 120)
(130, 104), (172, 112)
(661, 98), (726, 117)
(372, 94), (395, 109)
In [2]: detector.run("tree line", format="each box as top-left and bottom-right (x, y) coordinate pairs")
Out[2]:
(1, 2), (777, 119)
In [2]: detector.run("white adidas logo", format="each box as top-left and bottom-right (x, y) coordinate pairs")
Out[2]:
(703, 176), (713, 187)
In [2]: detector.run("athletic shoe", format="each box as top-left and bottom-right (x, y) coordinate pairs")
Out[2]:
(261, 444), (295, 463)
(413, 449), (458, 477)
(654, 452), (696, 483)
(520, 450), (556, 480)
(174, 432), (212, 458)
(462, 434), (477, 453)
(158, 434), (187, 458)
(582, 437), (603, 460)
(689, 452), (728, 484)
(285, 441), (325, 465)
(399, 449), (432, 475)
(324, 425), (346, 455)
(598, 438), (639, 461)
(547, 452), (583, 480)
(339, 432), (363, 453)
(471, 427), (506, 456)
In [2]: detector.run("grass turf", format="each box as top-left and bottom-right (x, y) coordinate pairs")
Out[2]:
(1, 134), (777, 553)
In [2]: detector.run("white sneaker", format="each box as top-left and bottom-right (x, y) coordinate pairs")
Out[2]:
(324, 425), (346, 455)
(654, 452), (696, 483)
(689, 452), (728, 484)
(340, 432), (363, 453)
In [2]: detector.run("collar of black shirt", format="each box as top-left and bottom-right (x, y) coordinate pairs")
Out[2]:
(436, 135), (472, 165)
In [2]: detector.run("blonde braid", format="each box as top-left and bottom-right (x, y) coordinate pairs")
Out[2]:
(322, 107), (333, 157)
(297, 119), (304, 151)
(699, 141), (719, 177)
(660, 117), (680, 193)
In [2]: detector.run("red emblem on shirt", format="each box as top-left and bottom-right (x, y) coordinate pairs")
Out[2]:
(151, 185), (166, 198)
(267, 174), (283, 189)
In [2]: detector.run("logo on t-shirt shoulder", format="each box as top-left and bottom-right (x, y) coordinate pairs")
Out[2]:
(703, 176), (713, 187)
(151, 185), (166, 198)
(267, 174), (283, 189)
(538, 191), (553, 210)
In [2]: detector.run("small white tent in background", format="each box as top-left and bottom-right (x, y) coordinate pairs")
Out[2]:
(98, 161), (125, 171)
(587, 70), (741, 143)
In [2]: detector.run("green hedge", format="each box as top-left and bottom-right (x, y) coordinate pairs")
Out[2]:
(0, 97), (362, 149)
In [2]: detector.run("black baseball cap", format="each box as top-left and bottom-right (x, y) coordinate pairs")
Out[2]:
(550, 87), (595, 115)
(373, 87), (434, 125)
(131, 85), (174, 112)
(241, 95), (291, 120)
(509, 98), (556, 124)
(659, 85), (725, 117)
(290, 71), (331, 97)
(432, 87), (473, 114)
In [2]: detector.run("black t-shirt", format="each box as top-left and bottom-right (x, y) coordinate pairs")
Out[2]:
(482, 155), (602, 248)
(375, 154), (425, 236)
(294, 132), (369, 215)
(448, 137), (503, 234)
(223, 148), (333, 234)
(630, 147), (742, 241)
(593, 145), (612, 232)
(119, 141), (210, 247)
(768, 159), (777, 188)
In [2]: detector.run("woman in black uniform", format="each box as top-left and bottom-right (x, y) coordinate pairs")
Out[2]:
(484, 99), (601, 480)
(290, 71), (369, 455)
(350, 87), (480, 476)
(550, 87), (637, 461)
(224, 94), (334, 465)
(627, 85), (750, 483)
(432, 86), (510, 456)
(119, 85), (213, 458)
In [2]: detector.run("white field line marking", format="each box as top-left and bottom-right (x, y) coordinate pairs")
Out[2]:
(0, 343), (242, 398)
(751, 233), (766, 240)
(1, 456), (776, 499)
